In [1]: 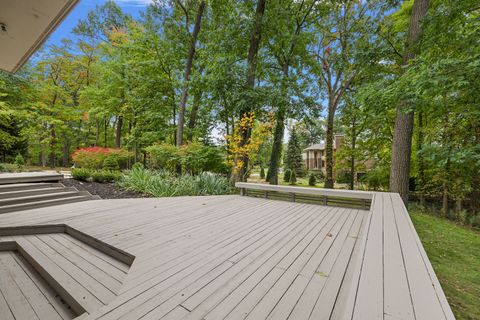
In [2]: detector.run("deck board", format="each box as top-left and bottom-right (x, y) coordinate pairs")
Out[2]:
(0, 193), (454, 320)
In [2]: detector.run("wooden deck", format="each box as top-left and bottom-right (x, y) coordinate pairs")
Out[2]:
(0, 192), (454, 319)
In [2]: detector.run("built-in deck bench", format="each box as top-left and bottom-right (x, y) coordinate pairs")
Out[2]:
(236, 182), (455, 320)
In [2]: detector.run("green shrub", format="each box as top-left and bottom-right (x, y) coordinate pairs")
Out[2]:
(289, 171), (297, 185)
(146, 142), (228, 174)
(364, 167), (389, 191)
(72, 168), (92, 181)
(336, 170), (352, 184)
(284, 169), (292, 182)
(103, 155), (120, 171)
(91, 170), (122, 183)
(14, 154), (25, 166)
(146, 143), (179, 171)
(120, 166), (233, 197)
(260, 167), (265, 179)
(308, 173), (316, 186)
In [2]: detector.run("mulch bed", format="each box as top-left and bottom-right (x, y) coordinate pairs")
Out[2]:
(63, 179), (150, 199)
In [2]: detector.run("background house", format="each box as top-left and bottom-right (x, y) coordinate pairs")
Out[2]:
(303, 134), (343, 172)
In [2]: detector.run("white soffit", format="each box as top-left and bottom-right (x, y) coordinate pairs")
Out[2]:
(0, 0), (79, 73)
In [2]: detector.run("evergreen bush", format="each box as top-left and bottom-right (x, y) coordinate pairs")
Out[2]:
(71, 168), (92, 181)
(308, 173), (316, 186)
(103, 155), (120, 171)
(284, 169), (292, 182)
(14, 153), (25, 166)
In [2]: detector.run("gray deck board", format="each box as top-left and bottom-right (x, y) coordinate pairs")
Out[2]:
(0, 193), (454, 319)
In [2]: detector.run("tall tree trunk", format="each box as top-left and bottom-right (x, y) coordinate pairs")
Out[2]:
(416, 111), (426, 206)
(390, 0), (430, 204)
(49, 124), (56, 168)
(115, 115), (123, 148)
(267, 63), (289, 185)
(350, 127), (357, 190)
(95, 119), (100, 147)
(442, 157), (450, 216)
(236, 0), (267, 182)
(187, 91), (203, 142)
(324, 103), (335, 188)
(176, 0), (206, 146)
(104, 117), (108, 147)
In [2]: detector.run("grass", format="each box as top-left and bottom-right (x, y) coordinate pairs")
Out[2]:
(120, 166), (234, 197)
(411, 209), (480, 320)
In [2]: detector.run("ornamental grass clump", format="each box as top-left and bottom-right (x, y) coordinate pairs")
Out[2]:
(120, 166), (233, 197)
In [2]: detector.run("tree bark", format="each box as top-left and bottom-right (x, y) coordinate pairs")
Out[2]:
(115, 115), (123, 148)
(187, 90), (203, 142)
(176, 0), (206, 146)
(267, 63), (289, 185)
(103, 117), (107, 147)
(324, 104), (335, 188)
(350, 125), (356, 190)
(236, 0), (267, 182)
(416, 111), (426, 206)
(390, 0), (430, 204)
(49, 124), (56, 168)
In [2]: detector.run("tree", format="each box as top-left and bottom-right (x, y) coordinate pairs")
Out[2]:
(236, 0), (267, 182)
(284, 126), (303, 176)
(265, 0), (318, 185)
(176, 0), (206, 146)
(309, 1), (387, 189)
(390, 0), (430, 204)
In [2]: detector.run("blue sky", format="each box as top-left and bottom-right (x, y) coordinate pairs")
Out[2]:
(45, 0), (152, 47)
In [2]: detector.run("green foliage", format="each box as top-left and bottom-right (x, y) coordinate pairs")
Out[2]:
(285, 126), (304, 177)
(336, 171), (352, 184)
(289, 171), (297, 185)
(71, 168), (92, 181)
(308, 173), (316, 186)
(120, 166), (233, 197)
(146, 143), (179, 171)
(146, 143), (228, 175)
(283, 169), (292, 182)
(14, 154), (25, 166)
(364, 167), (389, 191)
(103, 155), (120, 171)
(91, 170), (123, 183)
(260, 167), (265, 179)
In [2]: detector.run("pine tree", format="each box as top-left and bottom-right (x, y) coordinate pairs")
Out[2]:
(284, 126), (304, 176)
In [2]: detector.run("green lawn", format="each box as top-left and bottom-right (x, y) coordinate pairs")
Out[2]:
(411, 210), (480, 320)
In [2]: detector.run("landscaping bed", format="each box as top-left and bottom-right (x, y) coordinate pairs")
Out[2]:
(63, 178), (149, 199)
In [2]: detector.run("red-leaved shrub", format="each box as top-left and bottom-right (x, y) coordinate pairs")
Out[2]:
(72, 147), (133, 169)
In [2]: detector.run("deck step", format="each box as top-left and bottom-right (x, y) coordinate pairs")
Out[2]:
(0, 187), (75, 199)
(0, 172), (63, 185)
(0, 194), (96, 214)
(0, 182), (63, 192)
(0, 191), (84, 206)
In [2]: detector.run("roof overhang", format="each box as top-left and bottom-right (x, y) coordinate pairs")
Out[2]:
(0, 0), (79, 73)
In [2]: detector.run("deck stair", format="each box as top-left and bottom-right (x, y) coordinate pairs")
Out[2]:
(0, 173), (100, 214)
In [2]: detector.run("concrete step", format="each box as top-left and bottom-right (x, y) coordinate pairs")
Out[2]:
(0, 195), (96, 214)
(0, 187), (76, 199)
(0, 191), (84, 206)
(0, 183), (63, 192)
